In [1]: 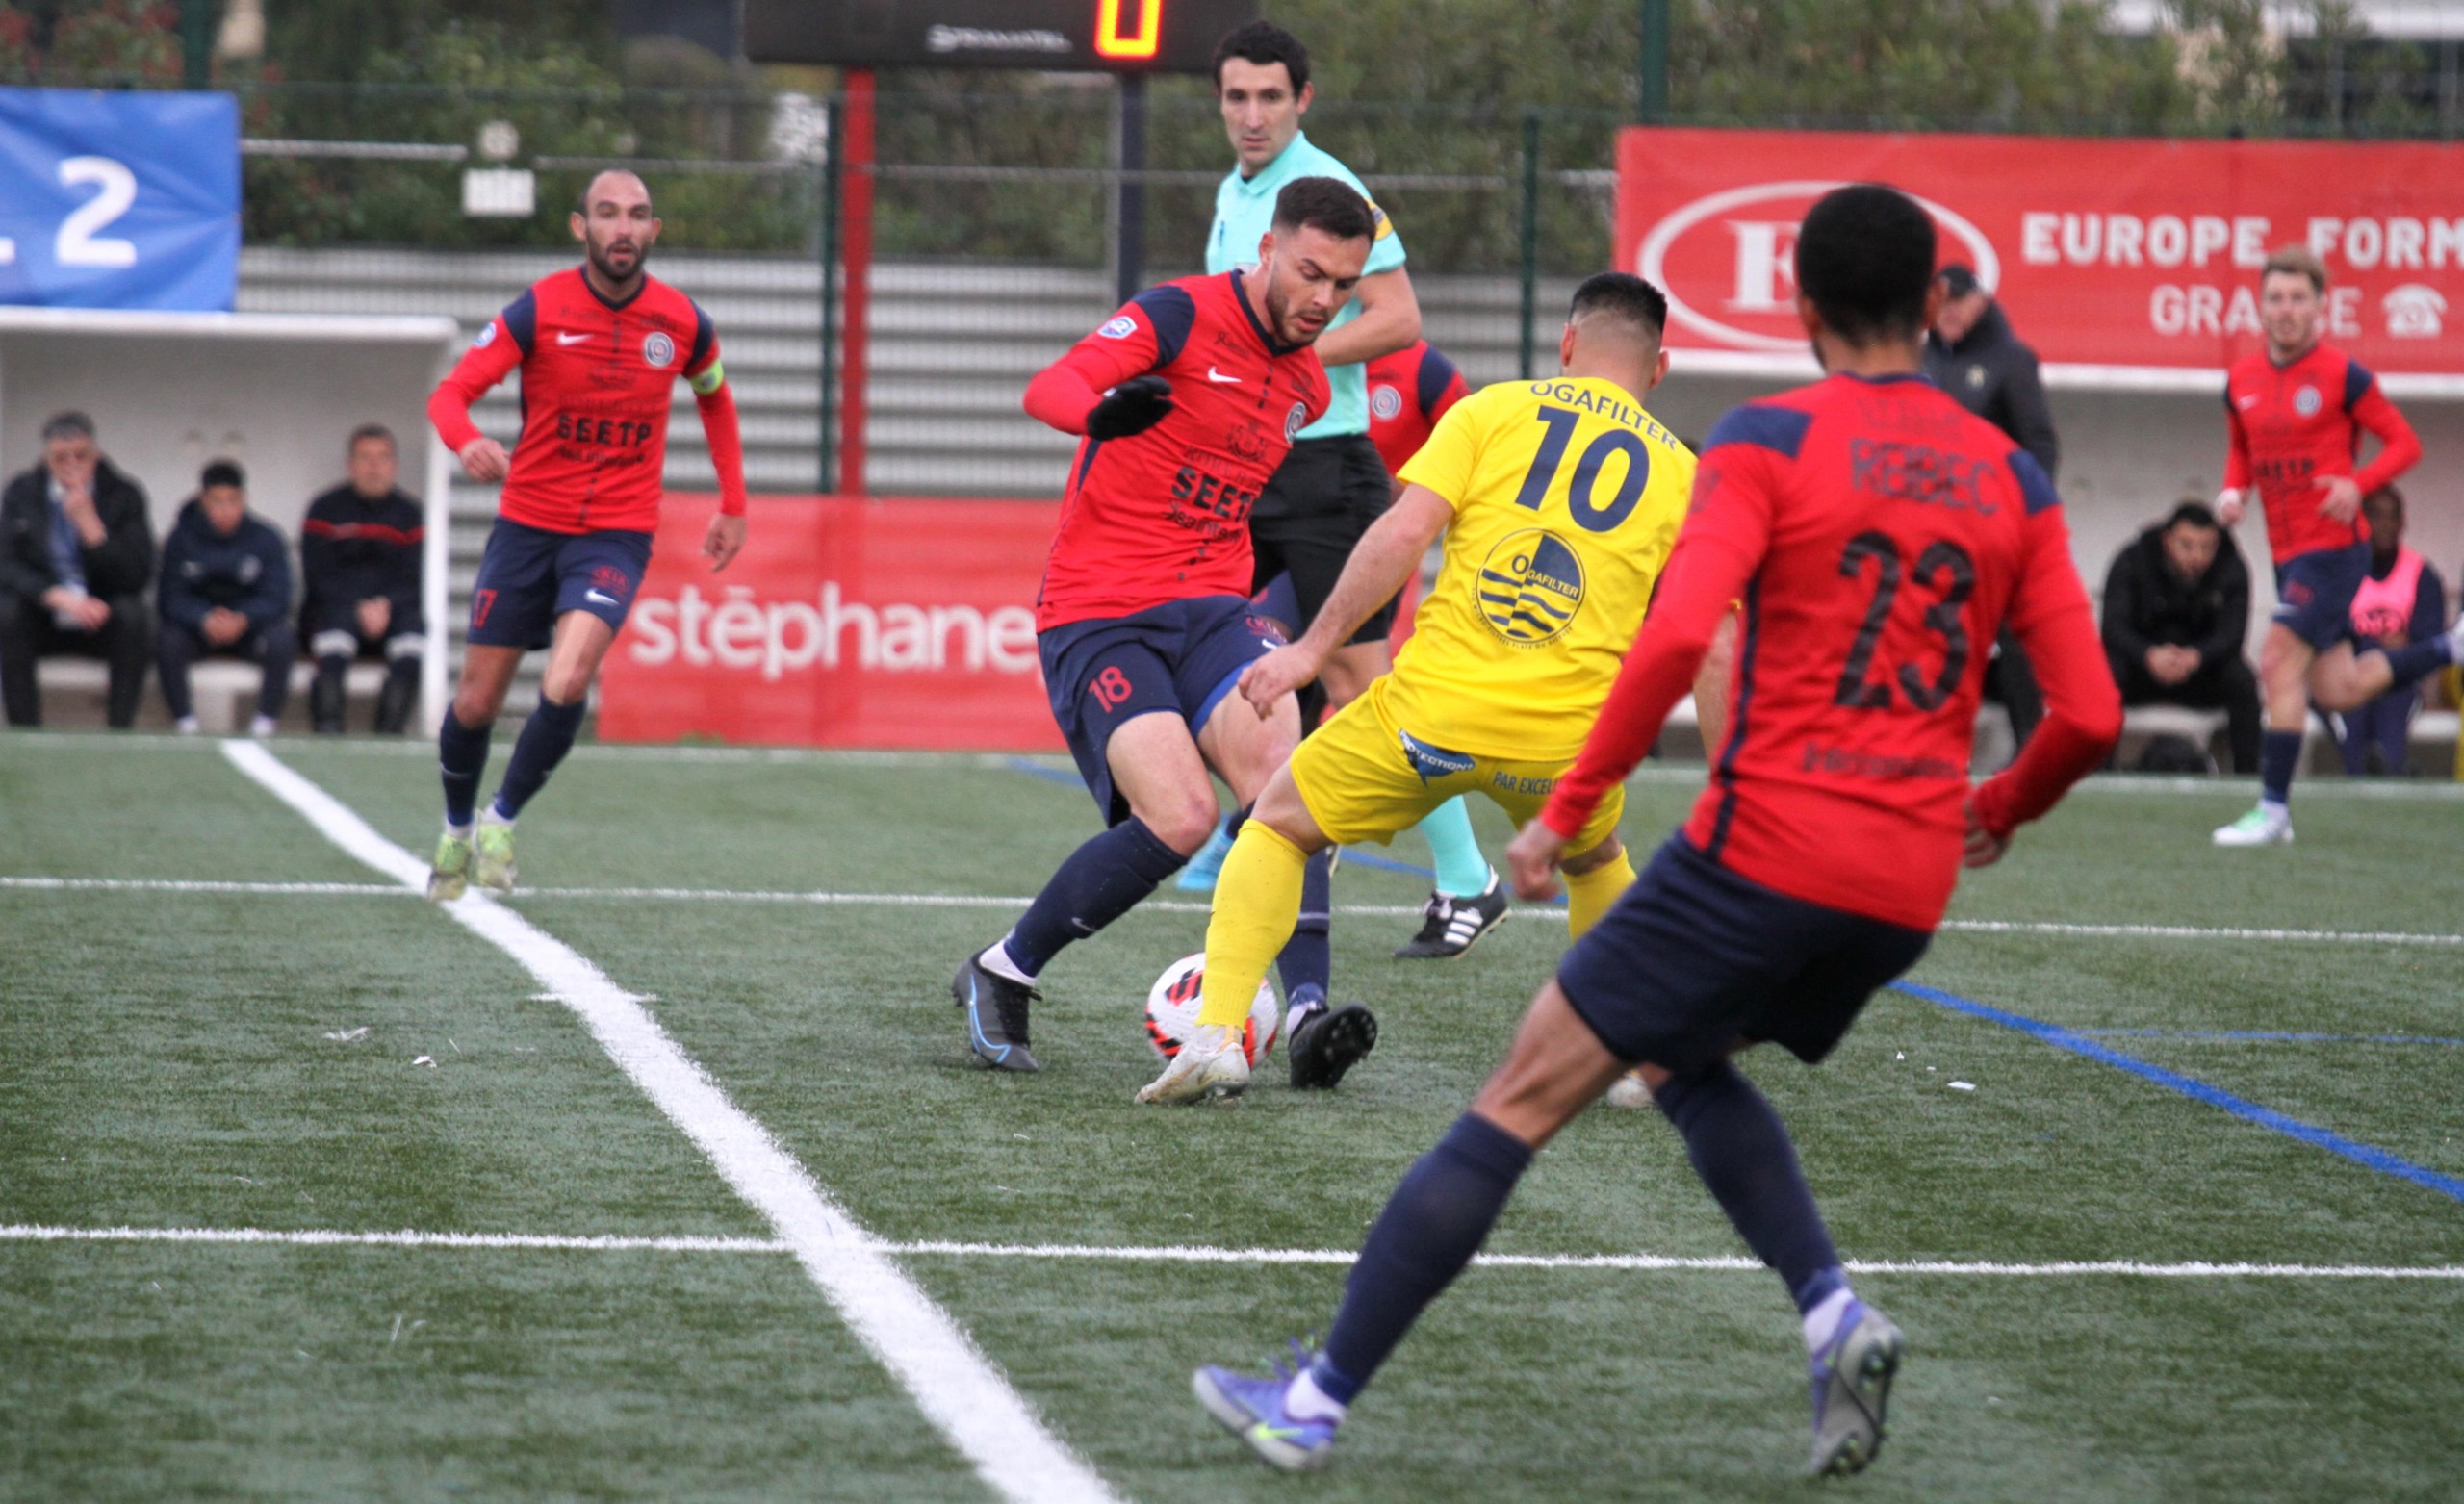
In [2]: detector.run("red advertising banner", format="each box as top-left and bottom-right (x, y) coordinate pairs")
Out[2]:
(596, 494), (1065, 750)
(1616, 129), (2464, 375)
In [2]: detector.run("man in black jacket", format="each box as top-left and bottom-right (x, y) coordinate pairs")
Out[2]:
(157, 460), (295, 736)
(299, 424), (424, 733)
(2101, 500), (2261, 773)
(0, 411), (156, 727)
(1927, 265), (2061, 755)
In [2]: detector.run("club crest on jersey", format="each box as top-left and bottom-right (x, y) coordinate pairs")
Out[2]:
(1285, 401), (1308, 441)
(1097, 315), (1138, 340)
(1477, 529), (1585, 645)
(642, 331), (677, 369)
(1370, 383), (1402, 420)
(2293, 384), (2322, 417)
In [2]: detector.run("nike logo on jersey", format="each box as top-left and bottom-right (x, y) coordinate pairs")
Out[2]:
(584, 589), (620, 606)
(2236, 395), (2260, 408)
(1207, 367), (1243, 384)
(556, 331), (593, 345)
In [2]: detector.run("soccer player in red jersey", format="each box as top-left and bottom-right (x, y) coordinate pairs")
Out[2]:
(1188, 188), (2122, 1479)
(422, 170), (749, 899)
(951, 178), (1374, 1077)
(2210, 244), (2458, 846)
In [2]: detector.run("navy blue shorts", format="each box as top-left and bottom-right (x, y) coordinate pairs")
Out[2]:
(467, 519), (654, 650)
(1557, 837), (1932, 1075)
(2271, 542), (2371, 652)
(1038, 596), (1287, 825)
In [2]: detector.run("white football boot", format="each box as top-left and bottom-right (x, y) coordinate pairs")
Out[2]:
(1136, 1023), (1251, 1105)
(2211, 803), (2294, 847)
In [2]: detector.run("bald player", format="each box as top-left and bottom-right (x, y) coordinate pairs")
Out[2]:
(424, 170), (750, 899)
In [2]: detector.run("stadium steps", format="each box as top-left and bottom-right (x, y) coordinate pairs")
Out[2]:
(239, 247), (1579, 717)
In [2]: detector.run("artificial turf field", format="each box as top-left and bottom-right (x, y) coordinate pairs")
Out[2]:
(3, 731), (2461, 1503)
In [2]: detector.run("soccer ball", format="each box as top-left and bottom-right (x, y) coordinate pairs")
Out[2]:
(1143, 953), (1280, 1066)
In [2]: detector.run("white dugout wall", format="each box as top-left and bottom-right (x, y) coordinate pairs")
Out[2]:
(0, 308), (461, 730)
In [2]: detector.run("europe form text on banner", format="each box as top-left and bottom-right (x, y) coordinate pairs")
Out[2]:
(0, 87), (240, 312)
(1616, 129), (2464, 377)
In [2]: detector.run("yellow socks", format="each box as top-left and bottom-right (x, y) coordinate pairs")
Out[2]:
(1564, 847), (1636, 938)
(1198, 822), (1310, 1029)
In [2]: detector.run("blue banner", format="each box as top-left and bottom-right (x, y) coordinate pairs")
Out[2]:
(0, 89), (240, 312)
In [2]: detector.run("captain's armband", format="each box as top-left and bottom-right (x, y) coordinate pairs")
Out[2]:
(689, 360), (727, 396)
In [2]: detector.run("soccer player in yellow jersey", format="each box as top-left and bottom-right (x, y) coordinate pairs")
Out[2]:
(1142, 272), (1696, 1105)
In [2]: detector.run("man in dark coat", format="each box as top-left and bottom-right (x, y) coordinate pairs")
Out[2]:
(0, 411), (156, 727)
(299, 424), (424, 733)
(2101, 499), (2262, 773)
(157, 459), (295, 736)
(1927, 265), (2061, 755)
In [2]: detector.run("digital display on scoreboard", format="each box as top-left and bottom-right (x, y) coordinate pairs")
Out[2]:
(744, 0), (1261, 74)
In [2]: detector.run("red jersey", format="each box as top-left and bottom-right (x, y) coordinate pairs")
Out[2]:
(428, 266), (747, 535)
(1023, 271), (1329, 630)
(2221, 343), (2420, 565)
(1365, 340), (1470, 476)
(1543, 372), (2119, 931)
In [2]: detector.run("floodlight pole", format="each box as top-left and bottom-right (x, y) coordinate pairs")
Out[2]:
(1115, 72), (1149, 305)
(1638, 0), (1670, 124)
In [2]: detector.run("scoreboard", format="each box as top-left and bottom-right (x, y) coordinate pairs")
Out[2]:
(744, 0), (1260, 74)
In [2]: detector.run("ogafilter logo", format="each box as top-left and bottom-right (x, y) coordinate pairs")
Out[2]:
(1633, 181), (2000, 352)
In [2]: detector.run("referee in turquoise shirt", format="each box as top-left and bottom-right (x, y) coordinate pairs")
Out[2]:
(1207, 20), (1423, 713)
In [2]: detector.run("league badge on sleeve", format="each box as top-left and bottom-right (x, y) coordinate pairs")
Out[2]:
(1098, 315), (1139, 340)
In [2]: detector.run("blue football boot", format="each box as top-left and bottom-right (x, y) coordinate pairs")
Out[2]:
(1193, 1347), (1340, 1473)
(1174, 819), (1235, 892)
(1808, 1299), (1905, 1476)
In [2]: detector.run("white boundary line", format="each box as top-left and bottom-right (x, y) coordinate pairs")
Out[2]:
(9, 733), (2464, 802)
(216, 740), (1122, 1504)
(13, 872), (2463, 947)
(10, 1223), (2461, 1281)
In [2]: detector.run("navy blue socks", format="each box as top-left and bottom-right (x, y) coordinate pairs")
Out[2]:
(1003, 816), (1188, 977)
(492, 694), (586, 822)
(1276, 848), (1334, 1009)
(2378, 635), (2454, 692)
(2261, 727), (2303, 806)
(1655, 1061), (1841, 1306)
(438, 707), (493, 828)
(1319, 1112), (1532, 1401)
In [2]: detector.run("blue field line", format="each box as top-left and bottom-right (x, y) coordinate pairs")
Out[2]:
(2079, 1028), (2464, 1048)
(1895, 980), (2464, 1206)
(1005, 756), (1084, 789)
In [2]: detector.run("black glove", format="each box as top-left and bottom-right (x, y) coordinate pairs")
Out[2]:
(1085, 375), (1173, 440)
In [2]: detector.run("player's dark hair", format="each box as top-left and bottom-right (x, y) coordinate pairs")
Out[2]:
(2364, 484), (2405, 521)
(200, 458), (245, 492)
(347, 422), (395, 453)
(40, 410), (94, 444)
(1568, 271), (1668, 343)
(1212, 20), (1309, 93)
(2163, 499), (2220, 533)
(1794, 185), (1937, 346)
(1271, 176), (1373, 243)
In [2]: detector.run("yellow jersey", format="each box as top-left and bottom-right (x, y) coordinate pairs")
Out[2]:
(1387, 374), (1695, 761)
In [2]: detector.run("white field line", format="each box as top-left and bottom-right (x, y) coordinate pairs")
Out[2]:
(9, 1223), (2461, 1281)
(217, 741), (1122, 1504)
(13, 871), (2464, 946)
(11, 731), (2464, 802)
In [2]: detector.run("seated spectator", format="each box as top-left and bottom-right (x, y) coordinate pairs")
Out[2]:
(2101, 500), (2260, 773)
(2338, 486), (2448, 776)
(0, 411), (156, 727)
(300, 423), (424, 733)
(157, 460), (295, 736)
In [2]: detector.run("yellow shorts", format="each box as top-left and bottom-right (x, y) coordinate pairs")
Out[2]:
(1289, 681), (1624, 856)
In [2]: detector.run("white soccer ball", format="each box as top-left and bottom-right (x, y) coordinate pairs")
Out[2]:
(1143, 952), (1280, 1066)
